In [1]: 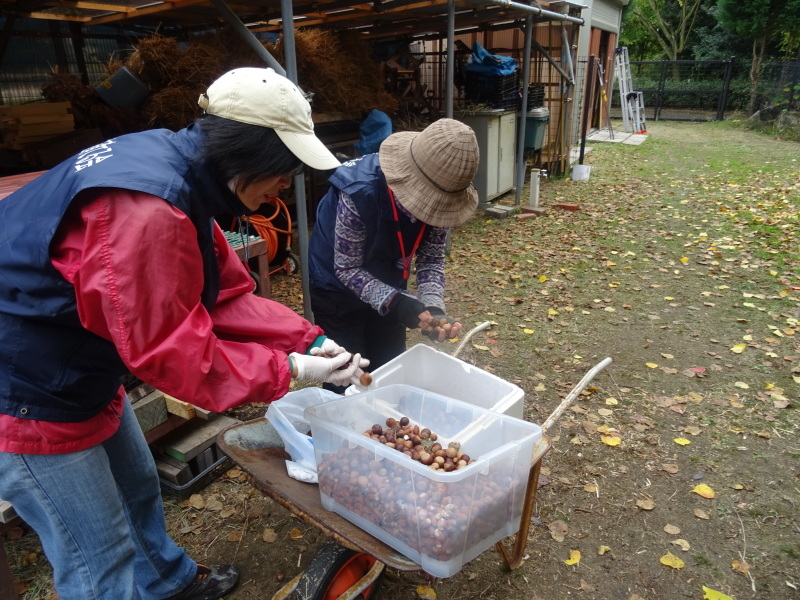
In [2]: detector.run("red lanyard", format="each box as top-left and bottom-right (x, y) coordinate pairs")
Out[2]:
(388, 188), (426, 280)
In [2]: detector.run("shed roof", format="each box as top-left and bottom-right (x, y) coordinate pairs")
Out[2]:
(0, 0), (582, 41)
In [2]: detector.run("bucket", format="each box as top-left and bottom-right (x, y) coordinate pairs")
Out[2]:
(94, 67), (149, 109)
(571, 164), (591, 181)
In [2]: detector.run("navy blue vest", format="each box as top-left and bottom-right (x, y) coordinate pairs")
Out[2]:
(308, 154), (425, 294)
(0, 125), (231, 422)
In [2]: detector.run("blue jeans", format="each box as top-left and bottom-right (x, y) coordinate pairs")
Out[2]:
(0, 398), (197, 600)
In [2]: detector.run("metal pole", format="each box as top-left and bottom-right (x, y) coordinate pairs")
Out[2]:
(210, 0), (286, 77)
(514, 14), (533, 206)
(717, 57), (735, 121)
(487, 0), (584, 25)
(446, 0), (454, 118)
(578, 54), (595, 165)
(281, 0), (314, 321)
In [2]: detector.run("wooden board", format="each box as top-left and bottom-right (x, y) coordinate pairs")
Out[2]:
(163, 394), (195, 420)
(0, 102), (71, 116)
(155, 455), (193, 485)
(165, 415), (240, 463)
(132, 390), (168, 433)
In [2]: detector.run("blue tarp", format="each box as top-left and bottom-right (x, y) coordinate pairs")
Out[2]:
(465, 42), (517, 76)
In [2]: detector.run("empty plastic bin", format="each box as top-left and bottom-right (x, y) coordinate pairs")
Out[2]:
(524, 107), (549, 150)
(345, 344), (524, 419)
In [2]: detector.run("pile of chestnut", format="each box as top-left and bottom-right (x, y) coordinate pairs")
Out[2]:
(361, 416), (476, 471)
(316, 423), (516, 563)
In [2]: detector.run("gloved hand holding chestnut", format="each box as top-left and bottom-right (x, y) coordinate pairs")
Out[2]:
(289, 351), (369, 387)
(388, 294), (461, 341)
(420, 307), (462, 342)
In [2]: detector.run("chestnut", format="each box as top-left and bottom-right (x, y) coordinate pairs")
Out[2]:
(399, 416), (410, 427)
(371, 424), (382, 435)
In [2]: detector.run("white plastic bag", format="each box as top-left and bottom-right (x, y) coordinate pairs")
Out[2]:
(265, 388), (341, 481)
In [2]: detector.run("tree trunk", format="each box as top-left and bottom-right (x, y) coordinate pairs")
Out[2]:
(747, 34), (768, 115)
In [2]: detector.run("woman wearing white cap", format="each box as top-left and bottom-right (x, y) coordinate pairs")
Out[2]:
(309, 119), (480, 392)
(0, 68), (366, 600)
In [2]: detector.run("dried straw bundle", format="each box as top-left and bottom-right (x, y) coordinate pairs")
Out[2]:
(127, 34), (183, 89)
(141, 86), (203, 131)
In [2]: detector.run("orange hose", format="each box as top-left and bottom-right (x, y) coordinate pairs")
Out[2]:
(232, 197), (293, 264)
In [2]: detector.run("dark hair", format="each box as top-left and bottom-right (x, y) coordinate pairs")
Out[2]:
(197, 114), (302, 190)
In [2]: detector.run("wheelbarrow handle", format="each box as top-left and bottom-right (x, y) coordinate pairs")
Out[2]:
(541, 357), (613, 433)
(452, 321), (492, 358)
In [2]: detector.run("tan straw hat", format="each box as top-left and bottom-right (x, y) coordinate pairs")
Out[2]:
(198, 67), (340, 171)
(379, 118), (479, 227)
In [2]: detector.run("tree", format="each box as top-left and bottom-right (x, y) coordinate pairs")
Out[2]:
(628, 0), (707, 65)
(717, 0), (800, 113)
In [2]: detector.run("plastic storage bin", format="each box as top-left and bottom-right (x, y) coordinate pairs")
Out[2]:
(524, 107), (550, 151)
(347, 344), (524, 419)
(94, 66), (149, 108)
(306, 384), (542, 578)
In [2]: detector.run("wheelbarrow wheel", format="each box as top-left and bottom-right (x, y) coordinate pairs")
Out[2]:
(285, 251), (300, 275)
(290, 541), (383, 600)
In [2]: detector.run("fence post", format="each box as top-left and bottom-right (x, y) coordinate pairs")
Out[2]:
(717, 57), (735, 121)
(656, 60), (668, 121)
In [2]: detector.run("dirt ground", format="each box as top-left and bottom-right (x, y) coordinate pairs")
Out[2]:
(5, 120), (799, 600)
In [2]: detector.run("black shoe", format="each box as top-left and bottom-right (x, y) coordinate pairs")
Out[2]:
(167, 564), (239, 600)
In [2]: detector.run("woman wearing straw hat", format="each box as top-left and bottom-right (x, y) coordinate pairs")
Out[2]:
(309, 118), (480, 392)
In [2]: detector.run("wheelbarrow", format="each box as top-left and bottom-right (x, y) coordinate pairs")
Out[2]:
(217, 330), (611, 599)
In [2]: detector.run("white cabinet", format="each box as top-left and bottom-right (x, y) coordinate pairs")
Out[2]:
(457, 110), (517, 205)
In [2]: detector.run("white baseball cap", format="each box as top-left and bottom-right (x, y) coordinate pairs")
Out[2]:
(198, 67), (340, 171)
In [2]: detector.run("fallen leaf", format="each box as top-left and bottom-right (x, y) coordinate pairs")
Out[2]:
(220, 507), (236, 518)
(189, 494), (206, 510)
(205, 498), (223, 512)
(605, 397), (619, 405)
(684, 425), (702, 436)
(601, 436), (621, 446)
(663, 524), (680, 535)
(584, 483), (597, 493)
(580, 579), (595, 592)
(227, 530), (243, 542)
(472, 344), (490, 350)
(563, 550), (581, 565)
(523, 329), (535, 334)
(598, 545), (611, 555)
(694, 509), (710, 520)
(671, 539), (691, 551)
(661, 353), (674, 359)
(693, 484), (715, 499)
(646, 362), (659, 368)
(662, 464), (679, 474)
(262, 528), (278, 543)
(674, 437), (691, 446)
(289, 528), (304, 540)
(734, 381), (750, 389)
(416, 585), (437, 600)
(636, 498), (656, 510)
(732, 559), (750, 575)
(731, 344), (746, 354)
(226, 468), (242, 479)
(660, 552), (685, 569)
(703, 586), (733, 600)
(548, 520), (568, 542)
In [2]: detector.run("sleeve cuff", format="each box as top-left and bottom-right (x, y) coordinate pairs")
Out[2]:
(306, 335), (328, 355)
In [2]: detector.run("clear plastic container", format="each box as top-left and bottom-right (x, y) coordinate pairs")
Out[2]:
(305, 384), (542, 578)
(346, 344), (524, 419)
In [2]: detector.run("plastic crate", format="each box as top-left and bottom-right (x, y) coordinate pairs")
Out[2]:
(465, 71), (520, 106)
(306, 384), (542, 578)
(347, 344), (524, 419)
(159, 452), (232, 500)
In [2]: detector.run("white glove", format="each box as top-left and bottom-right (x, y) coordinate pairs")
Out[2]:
(309, 338), (347, 358)
(290, 352), (368, 387)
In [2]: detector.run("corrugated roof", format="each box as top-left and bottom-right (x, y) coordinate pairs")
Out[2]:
(0, 0), (582, 41)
